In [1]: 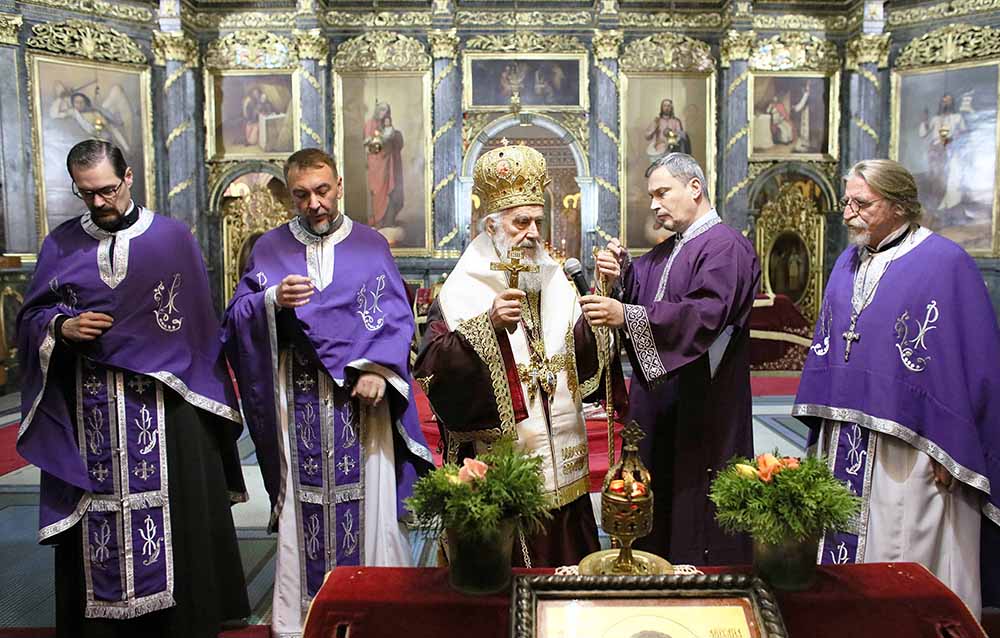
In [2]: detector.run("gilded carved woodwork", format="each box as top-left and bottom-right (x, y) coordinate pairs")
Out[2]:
(620, 33), (714, 73)
(462, 112), (498, 151)
(889, 0), (1000, 28)
(752, 14), (848, 32)
(846, 34), (891, 70)
(456, 11), (593, 27)
(323, 11), (431, 28)
(0, 13), (22, 46)
(221, 183), (293, 302)
(592, 30), (622, 61)
(465, 32), (586, 53)
(619, 12), (724, 30)
(332, 31), (430, 72)
(754, 182), (825, 323)
(428, 29), (459, 60)
(205, 30), (297, 69)
(749, 33), (841, 71)
(26, 19), (146, 64)
(19, 0), (152, 24)
(152, 31), (198, 67)
(896, 24), (1000, 68)
(721, 30), (757, 67)
(184, 11), (295, 30)
(295, 29), (328, 63)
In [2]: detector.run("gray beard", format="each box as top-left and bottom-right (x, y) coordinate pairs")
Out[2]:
(492, 233), (550, 293)
(845, 223), (871, 248)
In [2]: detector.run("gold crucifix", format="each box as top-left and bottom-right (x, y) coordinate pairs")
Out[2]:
(491, 247), (539, 290)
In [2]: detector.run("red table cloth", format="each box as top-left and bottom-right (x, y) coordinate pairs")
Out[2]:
(303, 564), (985, 638)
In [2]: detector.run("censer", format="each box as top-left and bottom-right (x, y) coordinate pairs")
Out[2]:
(578, 421), (672, 575)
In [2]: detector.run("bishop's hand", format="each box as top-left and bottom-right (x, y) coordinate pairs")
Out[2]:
(490, 288), (525, 333)
(276, 274), (315, 308)
(61, 311), (114, 342)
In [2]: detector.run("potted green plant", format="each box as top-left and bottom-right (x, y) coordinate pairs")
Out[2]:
(406, 438), (551, 595)
(709, 452), (860, 590)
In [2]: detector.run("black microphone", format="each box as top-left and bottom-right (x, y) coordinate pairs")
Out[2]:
(563, 258), (590, 297)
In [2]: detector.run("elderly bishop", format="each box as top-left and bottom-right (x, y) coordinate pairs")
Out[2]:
(415, 144), (626, 567)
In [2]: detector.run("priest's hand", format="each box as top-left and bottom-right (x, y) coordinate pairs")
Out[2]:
(931, 459), (955, 490)
(596, 241), (623, 283)
(580, 295), (624, 328)
(490, 288), (525, 333)
(352, 372), (386, 407)
(61, 312), (114, 342)
(276, 274), (315, 308)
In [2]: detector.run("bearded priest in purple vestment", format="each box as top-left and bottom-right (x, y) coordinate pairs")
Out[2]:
(414, 143), (626, 567)
(583, 152), (760, 567)
(793, 159), (1000, 618)
(221, 148), (433, 638)
(17, 140), (250, 637)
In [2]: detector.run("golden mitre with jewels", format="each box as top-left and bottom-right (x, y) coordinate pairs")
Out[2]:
(472, 143), (551, 214)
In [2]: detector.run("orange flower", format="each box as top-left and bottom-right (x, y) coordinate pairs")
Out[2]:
(458, 457), (489, 483)
(781, 456), (801, 470)
(756, 453), (783, 483)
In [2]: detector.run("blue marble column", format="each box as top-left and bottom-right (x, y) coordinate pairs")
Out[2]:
(0, 12), (34, 253)
(718, 30), (756, 233)
(295, 29), (329, 151)
(844, 33), (890, 167)
(429, 28), (462, 258)
(589, 29), (622, 275)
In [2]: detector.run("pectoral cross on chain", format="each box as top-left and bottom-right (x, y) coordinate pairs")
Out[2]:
(842, 314), (861, 362)
(491, 247), (539, 290)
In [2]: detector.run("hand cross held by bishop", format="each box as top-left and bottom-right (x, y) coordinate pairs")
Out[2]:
(491, 246), (539, 290)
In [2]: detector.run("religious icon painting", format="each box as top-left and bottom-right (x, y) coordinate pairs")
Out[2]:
(619, 71), (716, 254)
(27, 52), (155, 237)
(463, 53), (589, 112)
(333, 70), (433, 255)
(749, 72), (839, 162)
(204, 69), (300, 161)
(891, 60), (1000, 256)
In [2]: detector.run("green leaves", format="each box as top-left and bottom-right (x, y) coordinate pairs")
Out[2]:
(709, 454), (860, 546)
(405, 438), (553, 543)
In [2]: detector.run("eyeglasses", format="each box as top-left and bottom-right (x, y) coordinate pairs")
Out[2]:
(72, 178), (125, 202)
(839, 196), (884, 215)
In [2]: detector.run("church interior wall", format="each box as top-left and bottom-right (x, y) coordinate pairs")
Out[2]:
(0, 0), (999, 389)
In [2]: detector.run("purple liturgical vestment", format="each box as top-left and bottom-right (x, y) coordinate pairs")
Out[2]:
(793, 229), (1000, 611)
(618, 211), (760, 566)
(17, 207), (246, 623)
(221, 217), (433, 612)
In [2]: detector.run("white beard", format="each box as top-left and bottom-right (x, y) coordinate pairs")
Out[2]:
(845, 222), (871, 248)
(491, 233), (554, 294)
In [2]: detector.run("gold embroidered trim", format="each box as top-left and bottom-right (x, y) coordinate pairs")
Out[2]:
(455, 311), (516, 438)
(563, 325), (580, 400)
(578, 322), (609, 399)
(562, 457), (587, 474)
(549, 476), (589, 509)
(561, 442), (588, 460)
(415, 374), (433, 394)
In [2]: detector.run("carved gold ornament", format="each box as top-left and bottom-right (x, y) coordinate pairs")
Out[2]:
(0, 13), (21, 46)
(752, 14), (848, 32)
(592, 30), (622, 60)
(457, 11), (592, 27)
(721, 30), (757, 67)
(21, 0), (152, 24)
(294, 29), (328, 63)
(896, 24), (1000, 68)
(846, 33), (892, 70)
(27, 19), (146, 64)
(323, 11), (431, 28)
(619, 11), (724, 30)
(333, 31), (430, 72)
(152, 31), (198, 67)
(222, 183), (293, 301)
(463, 112), (498, 150)
(205, 31), (297, 69)
(428, 29), (459, 59)
(465, 32), (586, 53)
(185, 11), (294, 30)
(749, 33), (841, 71)
(558, 113), (590, 150)
(620, 33), (714, 73)
(889, 0), (1000, 28)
